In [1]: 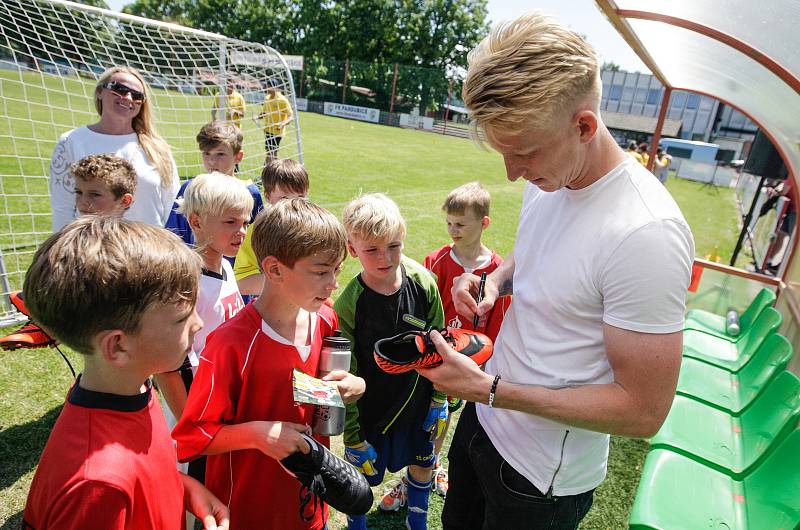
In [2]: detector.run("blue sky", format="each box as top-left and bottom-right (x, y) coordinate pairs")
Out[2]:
(104, 0), (649, 73)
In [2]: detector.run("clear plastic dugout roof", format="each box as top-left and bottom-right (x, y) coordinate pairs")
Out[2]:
(596, 0), (800, 181)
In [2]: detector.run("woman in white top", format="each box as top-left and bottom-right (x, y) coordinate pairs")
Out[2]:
(49, 66), (180, 230)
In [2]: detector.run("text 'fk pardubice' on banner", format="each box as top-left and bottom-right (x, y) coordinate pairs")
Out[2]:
(323, 102), (380, 123)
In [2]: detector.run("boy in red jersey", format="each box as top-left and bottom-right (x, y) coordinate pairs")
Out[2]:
(424, 182), (510, 342)
(422, 181), (510, 496)
(22, 217), (229, 530)
(173, 198), (365, 530)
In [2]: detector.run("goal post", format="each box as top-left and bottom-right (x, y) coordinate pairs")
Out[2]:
(0, 0), (303, 326)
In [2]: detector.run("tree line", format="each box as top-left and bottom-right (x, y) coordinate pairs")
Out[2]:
(121, 0), (490, 112)
(1, 0), (489, 115)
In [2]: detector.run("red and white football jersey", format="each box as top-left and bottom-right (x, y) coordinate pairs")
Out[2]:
(173, 303), (338, 530)
(424, 244), (510, 342)
(190, 259), (245, 367)
(24, 381), (184, 530)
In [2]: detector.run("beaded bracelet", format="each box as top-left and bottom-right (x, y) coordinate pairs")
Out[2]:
(488, 374), (501, 408)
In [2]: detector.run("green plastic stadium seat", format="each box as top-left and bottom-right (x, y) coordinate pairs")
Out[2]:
(684, 287), (776, 341)
(629, 430), (800, 530)
(682, 308), (782, 371)
(676, 334), (793, 413)
(651, 371), (800, 476)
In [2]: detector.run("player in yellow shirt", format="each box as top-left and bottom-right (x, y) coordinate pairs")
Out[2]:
(235, 159), (309, 296)
(626, 140), (644, 164)
(254, 79), (293, 160)
(637, 142), (650, 167)
(225, 85), (246, 128)
(212, 85), (246, 128)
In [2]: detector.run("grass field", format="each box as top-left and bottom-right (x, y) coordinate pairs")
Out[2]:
(0, 69), (739, 529)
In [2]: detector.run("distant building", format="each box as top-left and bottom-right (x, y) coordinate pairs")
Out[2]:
(599, 69), (757, 146)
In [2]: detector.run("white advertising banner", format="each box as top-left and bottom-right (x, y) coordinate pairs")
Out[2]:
(229, 51), (304, 71)
(399, 113), (434, 130)
(295, 98), (308, 111)
(323, 102), (380, 123)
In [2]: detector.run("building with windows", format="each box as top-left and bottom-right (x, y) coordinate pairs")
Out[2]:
(600, 69), (757, 147)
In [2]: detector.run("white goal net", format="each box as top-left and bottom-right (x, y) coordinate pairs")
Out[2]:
(0, 0), (302, 326)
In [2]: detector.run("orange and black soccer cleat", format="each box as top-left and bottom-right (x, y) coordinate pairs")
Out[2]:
(9, 291), (30, 317)
(373, 327), (493, 374)
(0, 322), (57, 351)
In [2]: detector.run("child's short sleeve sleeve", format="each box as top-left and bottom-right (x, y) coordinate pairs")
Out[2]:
(172, 332), (242, 462)
(333, 281), (366, 446)
(45, 481), (129, 530)
(234, 225), (261, 281)
(281, 94), (293, 119)
(426, 277), (445, 330)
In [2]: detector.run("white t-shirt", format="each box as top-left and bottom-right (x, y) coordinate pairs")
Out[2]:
(49, 125), (180, 230)
(477, 158), (694, 496)
(190, 259), (246, 367)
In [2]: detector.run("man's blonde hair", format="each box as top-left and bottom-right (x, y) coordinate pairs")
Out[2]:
(70, 154), (137, 198)
(176, 172), (254, 219)
(23, 217), (201, 356)
(462, 12), (600, 138)
(196, 121), (243, 154)
(443, 181), (491, 218)
(252, 198), (347, 268)
(342, 193), (407, 242)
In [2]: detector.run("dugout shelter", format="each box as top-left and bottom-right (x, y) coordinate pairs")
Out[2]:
(597, 0), (800, 370)
(596, 2), (800, 528)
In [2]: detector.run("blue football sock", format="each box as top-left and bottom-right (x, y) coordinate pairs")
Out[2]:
(347, 514), (367, 530)
(406, 470), (432, 530)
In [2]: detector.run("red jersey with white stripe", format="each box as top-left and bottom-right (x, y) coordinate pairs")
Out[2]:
(23, 379), (184, 530)
(172, 303), (337, 530)
(423, 244), (511, 342)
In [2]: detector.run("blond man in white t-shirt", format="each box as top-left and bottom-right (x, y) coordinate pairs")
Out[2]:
(418, 13), (694, 530)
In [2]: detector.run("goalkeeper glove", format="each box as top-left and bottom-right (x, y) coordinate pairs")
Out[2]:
(344, 441), (378, 476)
(423, 397), (448, 441)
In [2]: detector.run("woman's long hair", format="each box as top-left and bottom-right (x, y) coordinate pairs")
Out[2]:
(94, 66), (174, 188)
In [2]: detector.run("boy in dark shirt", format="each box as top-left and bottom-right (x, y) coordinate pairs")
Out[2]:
(335, 193), (446, 530)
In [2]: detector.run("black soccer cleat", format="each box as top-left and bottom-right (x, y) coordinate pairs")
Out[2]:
(281, 433), (374, 520)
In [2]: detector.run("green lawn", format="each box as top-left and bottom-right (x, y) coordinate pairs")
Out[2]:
(0, 69), (740, 529)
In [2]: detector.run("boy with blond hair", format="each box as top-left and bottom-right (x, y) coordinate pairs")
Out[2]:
(334, 193), (446, 530)
(156, 173), (253, 446)
(422, 181), (510, 497)
(173, 198), (365, 530)
(22, 216), (229, 530)
(166, 121), (263, 246)
(425, 182), (510, 343)
(234, 158), (310, 295)
(1, 153), (137, 352)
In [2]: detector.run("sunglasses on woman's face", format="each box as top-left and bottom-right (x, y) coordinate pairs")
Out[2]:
(102, 81), (146, 103)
